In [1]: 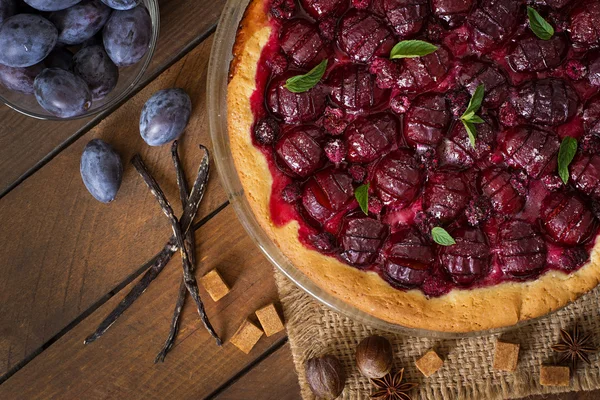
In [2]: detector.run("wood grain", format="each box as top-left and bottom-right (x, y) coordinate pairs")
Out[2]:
(0, 36), (228, 378)
(0, 0), (226, 197)
(527, 391), (600, 399)
(213, 342), (302, 400)
(0, 206), (285, 400)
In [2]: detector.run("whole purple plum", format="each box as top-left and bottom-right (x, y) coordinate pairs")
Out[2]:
(34, 68), (92, 117)
(0, 14), (57, 67)
(102, 5), (151, 66)
(0, 63), (43, 93)
(49, 0), (111, 45)
(23, 0), (82, 11)
(80, 139), (123, 203)
(100, 0), (137, 10)
(73, 45), (118, 100)
(139, 88), (192, 146)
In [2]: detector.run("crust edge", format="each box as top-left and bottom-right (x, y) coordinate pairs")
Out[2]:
(226, 0), (600, 332)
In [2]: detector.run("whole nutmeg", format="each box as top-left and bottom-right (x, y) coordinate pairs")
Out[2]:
(355, 335), (393, 379)
(305, 354), (346, 399)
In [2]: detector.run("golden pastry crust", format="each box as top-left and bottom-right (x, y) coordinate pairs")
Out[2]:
(227, 0), (600, 332)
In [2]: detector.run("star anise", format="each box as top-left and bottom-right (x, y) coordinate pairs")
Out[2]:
(551, 324), (596, 369)
(370, 368), (418, 400)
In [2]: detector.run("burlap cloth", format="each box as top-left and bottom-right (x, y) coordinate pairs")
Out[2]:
(274, 271), (600, 399)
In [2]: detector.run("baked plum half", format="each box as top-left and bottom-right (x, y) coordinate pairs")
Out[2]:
(570, 0), (600, 50)
(500, 126), (560, 179)
(266, 74), (327, 124)
(423, 170), (471, 223)
(404, 93), (451, 149)
(373, 148), (425, 207)
(338, 214), (389, 267)
(344, 113), (400, 163)
(455, 60), (509, 108)
(395, 46), (451, 92)
(439, 227), (491, 286)
(327, 64), (387, 112)
(431, 0), (473, 28)
(299, 0), (347, 19)
(496, 220), (547, 279)
(479, 168), (526, 216)
(337, 10), (395, 63)
(382, 227), (434, 288)
(467, 0), (523, 52)
(301, 168), (354, 225)
(506, 34), (568, 73)
(510, 79), (579, 126)
(541, 192), (596, 246)
(279, 19), (329, 69)
(570, 154), (600, 200)
(275, 125), (325, 178)
(437, 115), (496, 169)
(382, 0), (429, 38)
(583, 97), (600, 137)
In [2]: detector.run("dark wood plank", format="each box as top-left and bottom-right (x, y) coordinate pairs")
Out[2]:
(527, 391), (600, 399)
(0, 37), (228, 378)
(0, 0), (226, 197)
(213, 342), (302, 400)
(0, 206), (286, 399)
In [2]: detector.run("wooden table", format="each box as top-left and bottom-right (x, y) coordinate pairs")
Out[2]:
(0, 2), (596, 399)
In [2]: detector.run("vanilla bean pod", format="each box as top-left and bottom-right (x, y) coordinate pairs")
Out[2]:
(84, 241), (177, 344)
(84, 145), (210, 345)
(155, 141), (196, 362)
(131, 154), (222, 346)
(178, 145), (211, 233)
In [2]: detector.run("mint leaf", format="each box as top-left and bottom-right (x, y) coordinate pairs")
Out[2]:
(431, 227), (456, 246)
(459, 85), (485, 148)
(355, 183), (370, 215)
(527, 6), (554, 40)
(462, 120), (477, 148)
(468, 115), (486, 124)
(558, 136), (577, 184)
(462, 84), (485, 118)
(390, 40), (438, 59)
(285, 59), (328, 93)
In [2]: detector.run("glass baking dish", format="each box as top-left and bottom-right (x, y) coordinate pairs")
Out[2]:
(207, 0), (562, 338)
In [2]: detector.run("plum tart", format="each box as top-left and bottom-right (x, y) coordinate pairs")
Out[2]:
(227, 0), (600, 332)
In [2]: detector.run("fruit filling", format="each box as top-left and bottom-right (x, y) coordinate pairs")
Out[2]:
(247, 0), (600, 296)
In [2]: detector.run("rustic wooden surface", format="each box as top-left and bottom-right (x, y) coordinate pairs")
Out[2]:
(0, 2), (597, 399)
(0, 37), (227, 379)
(0, 206), (287, 399)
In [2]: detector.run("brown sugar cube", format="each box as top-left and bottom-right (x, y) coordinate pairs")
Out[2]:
(230, 319), (264, 354)
(493, 341), (520, 372)
(415, 350), (444, 377)
(200, 269), (230, 302)
(255, 303), (285, 337)
(540, 365), (570, 387)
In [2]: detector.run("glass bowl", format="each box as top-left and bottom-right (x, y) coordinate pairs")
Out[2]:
(208, 0), (557, 338)
(0, 0), (160, 121)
